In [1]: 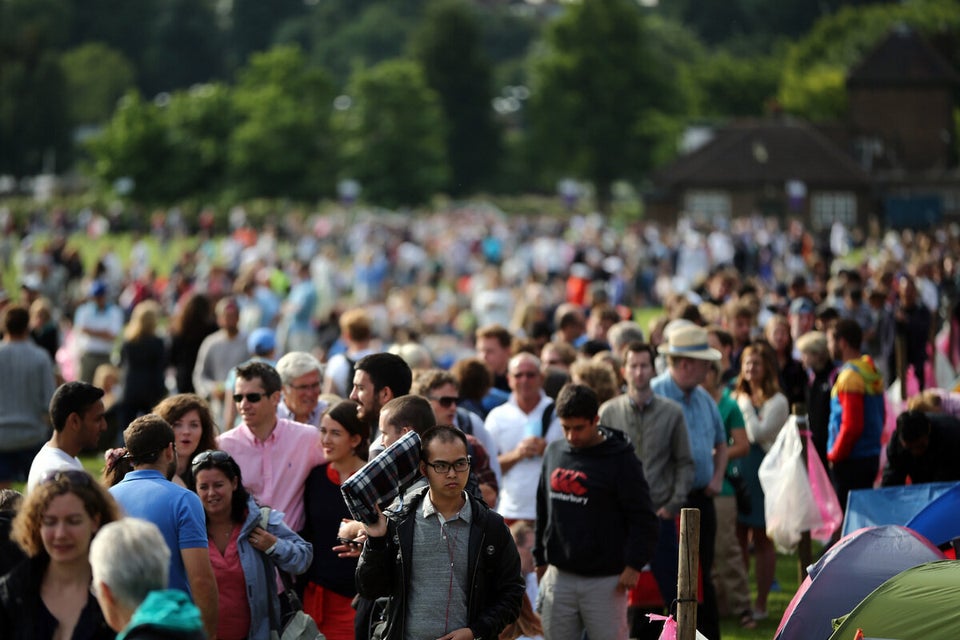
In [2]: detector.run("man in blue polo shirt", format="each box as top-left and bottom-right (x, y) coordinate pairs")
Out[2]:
(651, 324), (728, 640)
(109, 415), (218, 639)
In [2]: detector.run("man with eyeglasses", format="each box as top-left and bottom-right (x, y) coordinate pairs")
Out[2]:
(357, 425), (524, 640)
(217, 361), (325, 532)
(534, 383), (658, 640)
(484, 352), (562, 525)
(276, 351), (329, 427)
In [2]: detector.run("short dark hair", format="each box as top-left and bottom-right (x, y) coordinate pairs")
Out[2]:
(833, 318), (863, 351)
(451, 357), (492, 401)
(420, 425), (468, 461)
(621, 341), (656, 363)
(49, 382), (106, 432)
(381, 395), (436, 436)
(355, 353), (412, 397)
(236, 361), (282, 395)
(897, 410), (931, 443)
(3, 305), (29, 336)
(475, 324), (512, 349)
(555, 383), (599, 420)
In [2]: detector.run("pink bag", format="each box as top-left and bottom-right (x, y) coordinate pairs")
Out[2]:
(646, 614), (676, 640)
(804, 430), (843, 542)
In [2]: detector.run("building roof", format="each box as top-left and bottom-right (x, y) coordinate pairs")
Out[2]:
(847, 26), (960, 88)
(652, 118), (871, 190)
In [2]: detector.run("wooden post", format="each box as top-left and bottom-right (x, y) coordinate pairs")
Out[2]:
(794, 403), (812, 580)
(677, 508), (700, 640)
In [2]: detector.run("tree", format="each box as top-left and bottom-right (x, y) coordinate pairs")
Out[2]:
(60, 42), (136, 126)
(411, 0), (501, 195)
(0, 0), (73, 177)
(528, 0), (690, 212)
(689, 50), (782, 118)
(227, 45), (336, 200)
(86, 91), (172, 200)
(778, 0), (960, 120)
(337, 59), (448, 208)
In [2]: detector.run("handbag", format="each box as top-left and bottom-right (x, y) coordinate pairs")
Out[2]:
(259, 508), (325, 640)
(725, 470), (751, 516)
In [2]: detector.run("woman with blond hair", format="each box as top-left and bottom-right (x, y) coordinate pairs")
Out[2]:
(732, 340), (789, 623)
(117, 300), (168, 434)
(0, 469), (120, 639)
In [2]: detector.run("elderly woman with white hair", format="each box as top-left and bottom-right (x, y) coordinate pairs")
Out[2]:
(90, 517), (205, 639)
(796, 330), (838, 469)
(277, 351), (329, 427)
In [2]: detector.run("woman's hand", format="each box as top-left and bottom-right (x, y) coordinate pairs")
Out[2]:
(248, 526), (278, 553)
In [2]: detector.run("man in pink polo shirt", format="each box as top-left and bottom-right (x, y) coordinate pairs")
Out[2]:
(218, 361), (325, 532)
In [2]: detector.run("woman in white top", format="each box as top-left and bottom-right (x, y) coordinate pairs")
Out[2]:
(732, 340), (789, 622)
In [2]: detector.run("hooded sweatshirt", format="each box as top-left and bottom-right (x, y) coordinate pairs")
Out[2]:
(118, 590), (205, 640)
(534, 426), (658, 577)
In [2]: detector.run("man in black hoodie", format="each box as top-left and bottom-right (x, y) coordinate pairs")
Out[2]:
(534, 383), (658, 640)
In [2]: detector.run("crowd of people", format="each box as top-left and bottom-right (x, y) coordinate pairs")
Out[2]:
(2, 207), (960, 640)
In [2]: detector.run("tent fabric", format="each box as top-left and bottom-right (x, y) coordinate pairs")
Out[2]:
(829, 560), (960, 640)
(774, 525), (944, 640)
(841, 481), (959, 536)
(905, 483), (960, 547)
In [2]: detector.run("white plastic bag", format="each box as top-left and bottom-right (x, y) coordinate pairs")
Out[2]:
(758, 416), (822, 553)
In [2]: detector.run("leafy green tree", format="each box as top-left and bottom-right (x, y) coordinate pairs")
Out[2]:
(337, 59), (448, 208)
(228, 45), (336, 200)
(689, 50), (782, 117)
(60, 43), (136, 125)
(778, 0), (960, 120)
(0, 0), (73, 177)
(528, 0), (690, 212)
(412, 0), (501, 195)
(86, 91), (172, 200)
(227, 0), (307, 70)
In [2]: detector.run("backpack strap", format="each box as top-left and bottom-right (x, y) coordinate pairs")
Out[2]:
(541, 402), (555, 439)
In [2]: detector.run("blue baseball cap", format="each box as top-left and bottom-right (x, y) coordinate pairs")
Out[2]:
(247, 328), (276, 355)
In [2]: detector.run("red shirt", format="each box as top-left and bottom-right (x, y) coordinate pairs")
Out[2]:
(209, 524), (251, 640)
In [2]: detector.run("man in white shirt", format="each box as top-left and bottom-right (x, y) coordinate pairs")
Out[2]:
(484, 353), (562, 523)
(73, 280), (124, 384)
(27, 381), (107, 492)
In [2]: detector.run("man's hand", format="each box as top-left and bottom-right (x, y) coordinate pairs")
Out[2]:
(616, 566), (640, 592)
(516, 436), (546, 459)
(655, 507), (673, 520)
(437, 628), (474, 640)
(361, 506), (388, 539)
(705, 475), (723, 497)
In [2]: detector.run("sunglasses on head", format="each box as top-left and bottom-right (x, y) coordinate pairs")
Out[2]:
(40, 469), (93, 487)
(191, 450), (233, 472)
(233, 392), (266, 404)
(429, 395), (459, 408)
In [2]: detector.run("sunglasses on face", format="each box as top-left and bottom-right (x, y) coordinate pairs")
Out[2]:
(40, 469), (93, 487)
(429, 395), (459, 408)
(233, 392), (266, 404)
(511, 371), (538, 379)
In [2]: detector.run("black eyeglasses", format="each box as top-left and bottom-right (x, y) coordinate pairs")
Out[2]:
(428, 395), (459, 408)
(423, 456), (471, 474)
(40, 469), (93, 487)
(233, 392), (265, 403)
(191, 450), (233, 471)
(510, 371), (538, 379)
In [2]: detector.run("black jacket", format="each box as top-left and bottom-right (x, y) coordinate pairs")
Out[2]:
(355, 486), (524, 640)
(534, 426), (658, 576)
(0, 556), (113, 640)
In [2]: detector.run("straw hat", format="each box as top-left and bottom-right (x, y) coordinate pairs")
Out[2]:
(657, 325), (721, 361)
